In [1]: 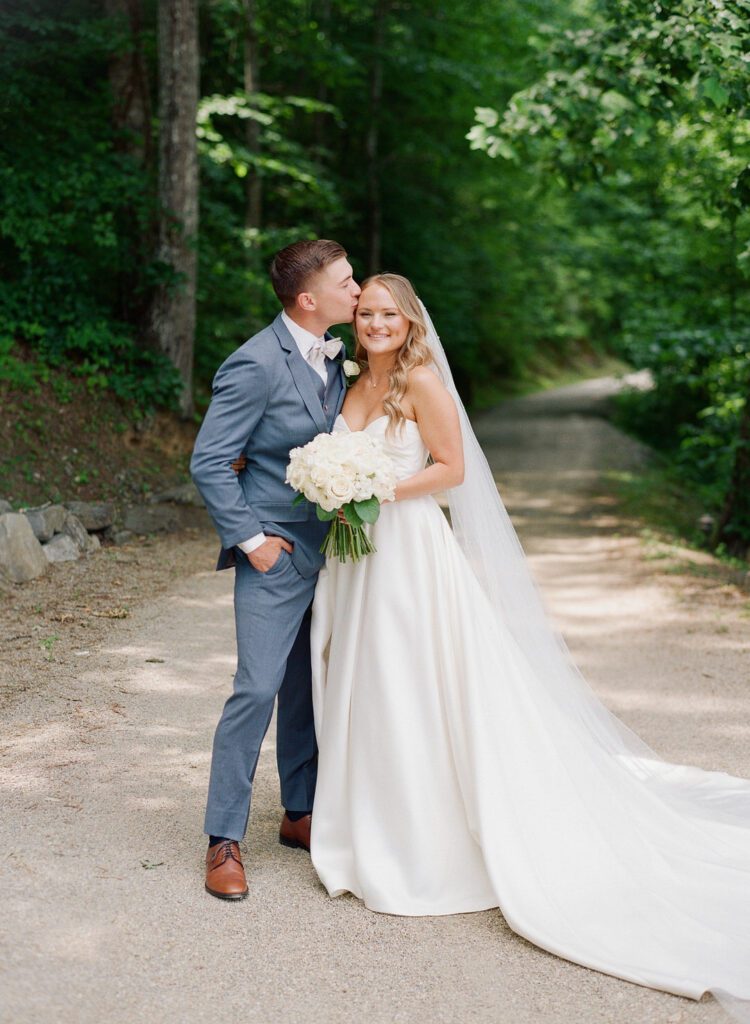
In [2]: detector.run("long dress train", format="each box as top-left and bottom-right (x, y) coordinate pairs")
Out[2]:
(309, 413), (750, 1020)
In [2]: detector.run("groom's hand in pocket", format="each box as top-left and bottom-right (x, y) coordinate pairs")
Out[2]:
(247, 535), (293, 573)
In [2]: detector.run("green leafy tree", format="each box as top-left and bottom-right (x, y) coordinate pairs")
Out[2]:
(470, 0), (750, 554)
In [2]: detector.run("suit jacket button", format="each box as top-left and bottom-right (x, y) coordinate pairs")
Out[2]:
(323, 404), (328, 411)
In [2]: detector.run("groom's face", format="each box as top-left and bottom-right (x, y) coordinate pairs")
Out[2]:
(304, 257), (361, 327)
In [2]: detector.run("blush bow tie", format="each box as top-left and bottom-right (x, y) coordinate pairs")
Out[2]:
(308, 336), (344, 361)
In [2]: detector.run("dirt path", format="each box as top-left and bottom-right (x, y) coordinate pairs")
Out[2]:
(2, 374), (748, 1024)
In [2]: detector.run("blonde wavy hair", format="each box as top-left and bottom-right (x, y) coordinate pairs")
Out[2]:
(353, 273), (435, 435)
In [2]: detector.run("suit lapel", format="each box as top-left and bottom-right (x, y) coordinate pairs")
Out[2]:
(323, 329), (346, 422)
(330, 359), (346, 420)
(272, 313), (328, 434)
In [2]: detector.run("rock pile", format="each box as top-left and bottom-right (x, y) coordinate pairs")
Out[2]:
(124, 482), (207, 537)
(0, 487), (209, 584)
(0, 514), (49, 583)
(0, 501), (111, 583)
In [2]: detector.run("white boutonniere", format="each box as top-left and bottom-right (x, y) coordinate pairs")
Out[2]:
(328, 340), (361, 388)
(343, 359), (361, 384)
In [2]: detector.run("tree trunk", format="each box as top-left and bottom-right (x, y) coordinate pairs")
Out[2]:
(242, 0), (262, 231)
(365, 0), (388, 275)
(105, 0), (152, 166)
(149, 0), (199, 417)
(104, 0), (153, 330)
(713, 395), (750, 558)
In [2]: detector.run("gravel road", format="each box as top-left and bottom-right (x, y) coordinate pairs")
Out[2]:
(2, 372), (748, 1024)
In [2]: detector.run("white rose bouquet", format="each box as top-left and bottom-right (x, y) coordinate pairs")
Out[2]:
(286, 430), (397, 562)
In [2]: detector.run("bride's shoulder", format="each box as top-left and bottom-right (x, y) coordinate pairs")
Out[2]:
(403, 365), (452, 423)
(405, 364), (448, 398)
(407, 364), (442, 387)
(405, 364), (458, 426)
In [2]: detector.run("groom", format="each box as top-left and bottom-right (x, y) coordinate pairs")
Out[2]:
(190, 239), (360, 899)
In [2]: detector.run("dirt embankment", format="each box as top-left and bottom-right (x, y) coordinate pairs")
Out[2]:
(1, 372), (198, 509)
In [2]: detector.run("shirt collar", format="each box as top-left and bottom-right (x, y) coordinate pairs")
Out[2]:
(281, 310), (323, 357)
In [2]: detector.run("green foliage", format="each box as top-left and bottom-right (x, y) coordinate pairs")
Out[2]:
(42, 321), (182, 409)
(616, 327), (749, 510)
(353, 497), (380, 524)
(0, 336), (48, 391)
(471, 0), (750, 551)
(0, 322), (180, 412)
(195, 82), (346, 398)
(1, 0), (593, 417)
(342, 502), (363, 527)
(196, 0), (588, 402)
(469, 0), (750, 175)
(0, 0), (178, 413)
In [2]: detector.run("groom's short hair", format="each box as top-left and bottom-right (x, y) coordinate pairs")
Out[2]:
(270, 239), (347, 307)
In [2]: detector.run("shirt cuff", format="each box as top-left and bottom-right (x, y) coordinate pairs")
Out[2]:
(237, 532), (266, 554)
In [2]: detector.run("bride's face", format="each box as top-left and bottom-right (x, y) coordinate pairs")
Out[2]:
(355, 284), (410, 357)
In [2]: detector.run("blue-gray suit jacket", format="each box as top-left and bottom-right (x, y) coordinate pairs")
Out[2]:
(190, 313), (346, 579)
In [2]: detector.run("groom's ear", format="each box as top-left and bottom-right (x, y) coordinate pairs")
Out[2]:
(296, 291), (317, 312)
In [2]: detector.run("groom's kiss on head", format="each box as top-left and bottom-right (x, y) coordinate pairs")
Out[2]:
(270, 240), (361, 336)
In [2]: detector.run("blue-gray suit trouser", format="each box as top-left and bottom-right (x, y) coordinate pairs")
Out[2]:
(203, 545), (319, 841)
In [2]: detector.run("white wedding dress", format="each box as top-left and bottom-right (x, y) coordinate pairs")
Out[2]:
(309, 411), (750, 1019)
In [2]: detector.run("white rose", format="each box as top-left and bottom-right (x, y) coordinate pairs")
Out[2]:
(305, 483), (327, 506)
(343, 360), (360, 378)
(352, 479), (373, 502)
(286, 465), (306, 491)
(329, 475), (355, 504)
(311, 465), (332, 488)
(318, 491), (339, 513)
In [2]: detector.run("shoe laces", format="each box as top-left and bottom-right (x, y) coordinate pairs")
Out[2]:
(212, 840), (241, 866)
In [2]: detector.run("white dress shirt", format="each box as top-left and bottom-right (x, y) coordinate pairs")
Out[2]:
(280, 310), (329, 383)
(238, 311), (328, 555)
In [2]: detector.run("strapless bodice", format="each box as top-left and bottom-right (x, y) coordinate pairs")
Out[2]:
(333, 414), (429, 479)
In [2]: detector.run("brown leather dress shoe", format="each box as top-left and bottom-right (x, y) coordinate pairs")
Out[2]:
(205, 840), (249, 900)
(279, 812), (311, 851)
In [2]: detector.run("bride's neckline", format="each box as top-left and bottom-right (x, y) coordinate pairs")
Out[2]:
(337, 413), (418, 432)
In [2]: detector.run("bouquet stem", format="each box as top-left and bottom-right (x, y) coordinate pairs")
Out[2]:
(320, 519), (376, 563)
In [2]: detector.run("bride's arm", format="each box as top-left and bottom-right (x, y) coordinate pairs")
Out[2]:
(392, 367), (464, 501)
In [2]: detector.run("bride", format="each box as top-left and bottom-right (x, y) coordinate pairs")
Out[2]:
(308, 273), (750, 1021)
